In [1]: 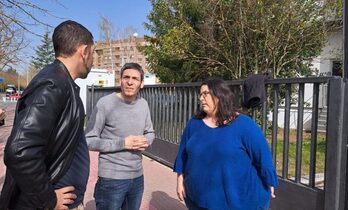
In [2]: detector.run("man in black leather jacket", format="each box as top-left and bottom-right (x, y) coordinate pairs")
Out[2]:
(0, 20), (94, 210)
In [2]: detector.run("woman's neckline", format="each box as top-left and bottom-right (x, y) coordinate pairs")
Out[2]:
(201, 114), (242, 129)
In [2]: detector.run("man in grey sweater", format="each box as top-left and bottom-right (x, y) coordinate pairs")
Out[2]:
(85, 63), (155, 210)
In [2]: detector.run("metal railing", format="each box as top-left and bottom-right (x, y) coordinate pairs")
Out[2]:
(86, 76), (347, 210)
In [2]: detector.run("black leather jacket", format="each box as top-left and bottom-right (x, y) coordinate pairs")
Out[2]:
(0, 60), (85, 210)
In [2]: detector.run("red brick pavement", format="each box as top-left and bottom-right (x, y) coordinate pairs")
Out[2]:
(0, 100), (187, 210)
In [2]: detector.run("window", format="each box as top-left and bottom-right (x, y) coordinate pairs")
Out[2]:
(332, 61), (342, 77)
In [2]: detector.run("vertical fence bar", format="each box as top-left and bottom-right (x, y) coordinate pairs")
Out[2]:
(91, 84), (95, 113)
(169, 87), (174, 143)
(283, 84), (291, 179)
(159, 87), (164, 139)
(173, 87), (178, 143)
(261, 84), (268, 134)
(156, 88), (160, 139)
(252, 108), (257, 120)
(272, 84), (279, 168)
(165, 87), (170, 141)
(178, 88), (183, 144)
(295, 83), (304, 183)
(86, 86), (91, 119)
(188, 88), (193, 120)
(194, 88), (198, 117)
(309, 83), (319, 187)
(184, 88), (188, 125)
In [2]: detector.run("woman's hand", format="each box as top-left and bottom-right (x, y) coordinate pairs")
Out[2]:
(270, 186), (276, 198)
(177, 174), (186, 201)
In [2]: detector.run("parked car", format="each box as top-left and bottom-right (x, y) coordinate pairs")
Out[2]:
(5, 85), (17, 99)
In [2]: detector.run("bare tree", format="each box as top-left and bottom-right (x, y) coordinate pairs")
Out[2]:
(0, 0), (62, 36)
(98, 16), (139, 70)
(98, 15), (117, 71)
(0, 0), (63, 73)
(0, 18), (27, 71)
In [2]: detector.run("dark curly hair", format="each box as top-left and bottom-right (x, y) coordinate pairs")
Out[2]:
(195, 78), (237, 126)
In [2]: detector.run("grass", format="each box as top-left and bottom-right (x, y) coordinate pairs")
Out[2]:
(266, 129), (326, 179)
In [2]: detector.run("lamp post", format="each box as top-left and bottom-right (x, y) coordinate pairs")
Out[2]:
(17, 74), (20, 93)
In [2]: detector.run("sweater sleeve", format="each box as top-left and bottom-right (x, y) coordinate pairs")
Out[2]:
(144, 104), (155, 145)
(173, 120), (191, 174)
(242, 116), (279, 187)
(85, 102), (125, 152)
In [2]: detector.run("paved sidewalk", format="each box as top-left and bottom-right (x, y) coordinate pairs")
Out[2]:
(0, 101), (187, 210)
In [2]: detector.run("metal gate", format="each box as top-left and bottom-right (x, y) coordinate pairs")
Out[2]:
(86, 76), (348, 210)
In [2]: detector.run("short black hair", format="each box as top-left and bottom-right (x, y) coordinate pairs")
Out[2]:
(120, 63), (145, 81)
(52, 20), (94, 57)
(195, 78), (237, 126)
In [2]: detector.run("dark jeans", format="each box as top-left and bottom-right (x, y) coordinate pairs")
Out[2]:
(94, 175), (144, 210)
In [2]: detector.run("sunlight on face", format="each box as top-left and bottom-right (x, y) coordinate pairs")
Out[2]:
(199, 85), (218, 116)
(120, 68), (144, 101)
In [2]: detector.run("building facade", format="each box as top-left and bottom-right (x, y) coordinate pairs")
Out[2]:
(93, 36), (157, 84)
(312, 20), (343, 77)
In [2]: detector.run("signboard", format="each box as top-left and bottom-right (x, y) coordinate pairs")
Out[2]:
(0, 77), (4, 83)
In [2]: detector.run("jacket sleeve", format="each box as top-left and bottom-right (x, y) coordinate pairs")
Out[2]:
(85, 101), (126, 152)
(4, 79), (67, 209)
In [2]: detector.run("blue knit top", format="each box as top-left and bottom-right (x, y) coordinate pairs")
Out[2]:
(174, 114), (279, 210)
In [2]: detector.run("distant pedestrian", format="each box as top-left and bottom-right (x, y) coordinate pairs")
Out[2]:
(174, 78), (279, 210)
(0, 20), (94, 210)
(86, 63), (155, 210)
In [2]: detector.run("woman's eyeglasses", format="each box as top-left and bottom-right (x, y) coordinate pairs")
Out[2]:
(199, 91), (211, 98)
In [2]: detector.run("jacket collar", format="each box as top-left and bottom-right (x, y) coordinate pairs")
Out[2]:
(54, 59), (80, 91)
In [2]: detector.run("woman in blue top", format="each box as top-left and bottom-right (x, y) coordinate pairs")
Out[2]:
(174, 79), (278, 210)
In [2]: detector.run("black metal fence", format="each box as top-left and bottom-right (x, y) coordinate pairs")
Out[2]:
(86, 76), (348, 210)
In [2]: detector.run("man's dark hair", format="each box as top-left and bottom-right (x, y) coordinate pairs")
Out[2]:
(52, 20), (94, 57)
(195, 78), (237, 126)
(120, 63), (145, 81)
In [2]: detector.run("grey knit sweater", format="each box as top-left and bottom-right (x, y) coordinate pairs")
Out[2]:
(85, 93), (155, 179)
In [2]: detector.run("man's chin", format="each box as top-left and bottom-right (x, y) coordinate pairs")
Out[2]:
(80, 68), (92, 79)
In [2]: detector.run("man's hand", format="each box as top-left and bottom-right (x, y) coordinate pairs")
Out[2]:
(54, 186), (76, 210)
(0, 108), (6, 121)
(124, 135), (149, 151)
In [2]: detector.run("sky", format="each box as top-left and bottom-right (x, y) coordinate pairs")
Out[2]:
(16, 0), (153, 72)
(29, 0), (153, 40)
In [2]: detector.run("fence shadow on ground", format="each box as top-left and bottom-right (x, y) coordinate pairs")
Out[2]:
(150, 191), (187, 210)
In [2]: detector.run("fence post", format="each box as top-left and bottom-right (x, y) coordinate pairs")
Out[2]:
(324, 78), (348, 210)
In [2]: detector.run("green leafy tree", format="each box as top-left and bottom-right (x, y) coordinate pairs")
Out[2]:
(140, 0), (342, 83)
(31, 31), (55, 72)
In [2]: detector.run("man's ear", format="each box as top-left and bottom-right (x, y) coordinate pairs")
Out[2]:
(140, 80), (145, 89)
(78, 45), (89, 56)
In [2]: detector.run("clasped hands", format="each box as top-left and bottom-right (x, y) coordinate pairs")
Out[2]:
(125, 135), (149, 151)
